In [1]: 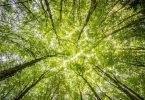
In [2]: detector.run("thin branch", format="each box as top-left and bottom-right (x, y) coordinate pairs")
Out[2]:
(77, 0), (97, 41)
(20, 2), (39, 22)
(44, 0), (59, 40)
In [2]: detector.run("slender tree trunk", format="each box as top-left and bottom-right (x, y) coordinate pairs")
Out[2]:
(77, 0), (97, 41)
(0, 55), (56, 81)
(80, 75), (101, 100)
(98, 0), (120, 27)
(60, 0), (63, 21)
(96, 83), (112, 100)
(1, 86), (15, 99)
(97, 17), (145, 45)
(49, 83), (60, 100)
(78, 86), (83, 100)
(44, 0), (59, 39)
(14, 73), (45, 100)
(94, 65), (144, 100)
(114, 77), (144, 100)
(111, 9), (142, 29)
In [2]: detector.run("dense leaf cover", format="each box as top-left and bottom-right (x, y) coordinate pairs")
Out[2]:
(0, 0), (145, 99)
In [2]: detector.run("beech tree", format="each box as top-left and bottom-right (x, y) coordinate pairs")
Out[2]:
(0, 0), (145, 99)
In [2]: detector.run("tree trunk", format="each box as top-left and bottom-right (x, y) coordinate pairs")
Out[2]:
(15, 73), (45, 100)
(80, 75), (101, 100)
(94, 65), (144, 100)
(77, 0), (97, 41)
(44, 0), (58, 39)
(0, 54), (56, 81)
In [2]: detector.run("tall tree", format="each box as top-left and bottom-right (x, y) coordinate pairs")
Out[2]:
(0, 55), (56, 81)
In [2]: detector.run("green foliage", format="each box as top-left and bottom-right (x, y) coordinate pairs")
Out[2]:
(0, 0), (145, 99)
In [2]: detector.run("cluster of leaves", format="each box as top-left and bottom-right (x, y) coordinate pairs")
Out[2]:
(0, 0), (145, 99)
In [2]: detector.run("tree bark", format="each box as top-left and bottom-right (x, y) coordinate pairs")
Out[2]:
(60, 0), (63, 21)
(15, 73), (45, 100)
(94, 65), (144, 100)
(0, 54), (56, 81)
(80, 75), (101, 100)
(77, 0), (97, 41)
(44, 0), (59, 39)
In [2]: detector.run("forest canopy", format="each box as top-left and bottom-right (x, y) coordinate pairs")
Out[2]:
(0, 0), (145, 99)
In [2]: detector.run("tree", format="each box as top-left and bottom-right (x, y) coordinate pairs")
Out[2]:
(0, 0), (145, 99)
(0, 54), (56, 81)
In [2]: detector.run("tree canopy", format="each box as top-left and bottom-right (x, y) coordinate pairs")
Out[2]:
(0, 0), (145, 99)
